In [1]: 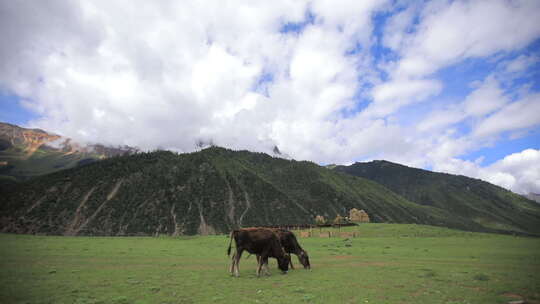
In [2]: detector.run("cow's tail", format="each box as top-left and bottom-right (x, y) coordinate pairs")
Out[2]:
(227, 230), (235, 256)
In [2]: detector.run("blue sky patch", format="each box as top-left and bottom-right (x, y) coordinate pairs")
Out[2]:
(461, 126), (540, 165)
(279, 10), (316, 34)
(0, 92), (38, 126)
(251, 72), (274, 97)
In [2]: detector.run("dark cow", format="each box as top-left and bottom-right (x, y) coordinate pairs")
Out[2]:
(227, 228), (290, 277)
(274, 229), (310, 269)
(255, 229), (310, 270)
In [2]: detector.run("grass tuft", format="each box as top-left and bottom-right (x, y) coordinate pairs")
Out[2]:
(473, 274), (490, 281)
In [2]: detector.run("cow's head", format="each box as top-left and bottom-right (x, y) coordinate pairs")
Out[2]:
(299, 250), (311, 269)
(278, 253), (290, 274)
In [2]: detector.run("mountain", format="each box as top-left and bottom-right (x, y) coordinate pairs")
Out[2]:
(526, 193), (540, 203)
(0, 122), (137, 188)
(1, 147), (511, 236)
(1, 123), (538, 237)
(334, 160), (540, 235)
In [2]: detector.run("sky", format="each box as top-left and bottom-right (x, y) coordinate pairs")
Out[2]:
(0, 0), (539, 195)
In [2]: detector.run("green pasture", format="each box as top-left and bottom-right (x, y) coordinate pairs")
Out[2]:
(1, 224), (539, 304)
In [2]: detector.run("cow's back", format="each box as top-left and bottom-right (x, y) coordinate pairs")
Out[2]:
(275, 229), (301, 253)
(234, 228), (281, 255)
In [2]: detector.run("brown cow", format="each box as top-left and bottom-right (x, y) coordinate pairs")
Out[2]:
(227, 228), (290, 277)
(274, 229), (310, 269)
(255, 229), (310, 270)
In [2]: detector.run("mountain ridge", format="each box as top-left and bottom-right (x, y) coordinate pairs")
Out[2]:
(2, 147), (539, 236)
(334, 160), (540, 235)
(2, 122), (539, 236)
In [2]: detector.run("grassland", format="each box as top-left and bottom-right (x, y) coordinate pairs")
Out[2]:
(1, 224), (539, 304)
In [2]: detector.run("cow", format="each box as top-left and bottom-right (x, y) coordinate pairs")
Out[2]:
(274, 229), (310, 269)
(254, 229), (310, 270)
(227, 228), (290, 277)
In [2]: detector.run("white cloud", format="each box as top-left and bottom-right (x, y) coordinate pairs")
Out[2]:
(464, 76), (508, 117)
(416, 104), (464, 132)
(417, 75), (512, 133)
(367, 78), (442, 117)
(392, 0), (540, 78)
(370, 0), (540, 119)
(434, 149), (540, 195)
(312, 0), (388, 44)
(474, 93), (540, 137)
(504, 54), (540, 73)
(382, 4), (418, 51)
(1, 0), (540, 195)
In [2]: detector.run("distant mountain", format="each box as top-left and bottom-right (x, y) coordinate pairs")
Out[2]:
(1, 124), (538, 236)
(1, 147), (512, 236)
(526, 193), (540, 203)
(0, 122), (137, 187)
(334, 160), (540, 235)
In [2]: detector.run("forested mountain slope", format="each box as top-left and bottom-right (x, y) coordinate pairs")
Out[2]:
(334, 160), (540, 235)
(0, 147), (502, 236)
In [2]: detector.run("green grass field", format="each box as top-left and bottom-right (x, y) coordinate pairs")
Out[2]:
(1, 224), (539, 304)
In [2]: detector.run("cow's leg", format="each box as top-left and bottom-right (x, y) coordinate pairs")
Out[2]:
(290, 257), (295, 270)
(256, 255), (268, 276)
(257, 252), (271, 277)
(255, 255), (259, 276)
(256, 256), (263, 277)
(259, 256), (267, 276)
(229, 251), (236, 275)
(263, 257), (271, 276)
(234, 249), (243, 277)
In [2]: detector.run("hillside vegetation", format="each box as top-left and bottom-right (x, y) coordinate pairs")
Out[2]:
(2, 147), (539, 236)
(335, 160), (540, 235)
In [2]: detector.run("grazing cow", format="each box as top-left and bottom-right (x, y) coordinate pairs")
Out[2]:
(274, 229), (310, 269)
(227, 228), (290, 277)
(255, 229), (310, 270)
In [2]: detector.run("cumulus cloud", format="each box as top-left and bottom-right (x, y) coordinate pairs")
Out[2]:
(434, 149), (540, 195)
(464, 77), (508, 117)
(393, 0), (540, 78)
(417, 75), (509, 132)
(368, 78), (442, 117)
(503, 54), (540, 74)
(382, 4), (419, 51)
(1, 0), (540, 195)
(474, 92), (540, 137)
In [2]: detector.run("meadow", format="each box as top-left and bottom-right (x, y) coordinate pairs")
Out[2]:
(1, 224), (539, 304)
